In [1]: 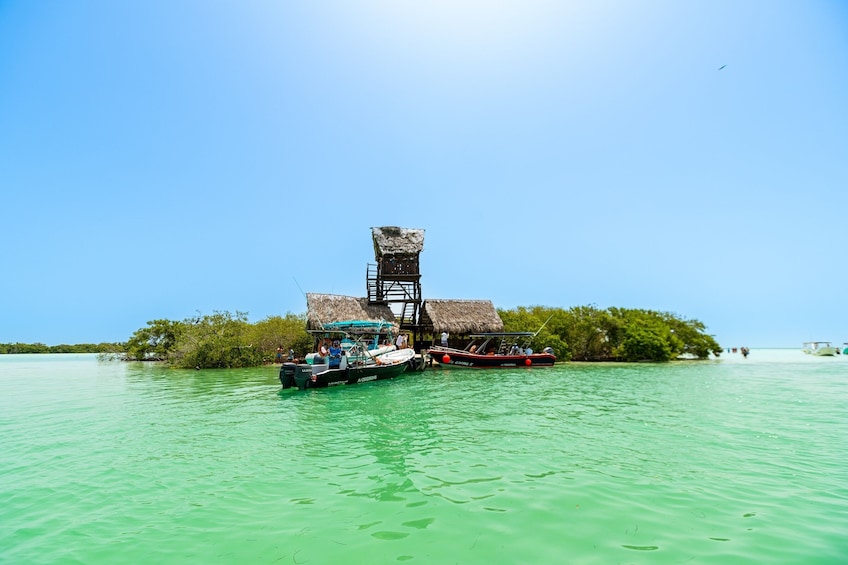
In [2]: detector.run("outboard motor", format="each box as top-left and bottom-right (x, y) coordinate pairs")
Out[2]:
(279, 362), (298, 389)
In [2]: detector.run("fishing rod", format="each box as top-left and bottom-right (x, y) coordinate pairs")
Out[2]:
(533, 314), (554, 337)
(294, 277), (327, 331)
(293, 277), (336, 360)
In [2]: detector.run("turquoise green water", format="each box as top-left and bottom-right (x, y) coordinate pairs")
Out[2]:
(2, 351), (846, 564)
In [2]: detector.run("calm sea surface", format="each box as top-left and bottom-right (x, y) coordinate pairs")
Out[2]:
(1, 351), (846, 564)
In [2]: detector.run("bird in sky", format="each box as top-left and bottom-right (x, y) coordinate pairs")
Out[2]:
(718, 64), (727, 70)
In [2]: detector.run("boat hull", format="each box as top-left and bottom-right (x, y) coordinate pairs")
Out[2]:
(280, 361), (408, 390)
(428, 347), (555, 368)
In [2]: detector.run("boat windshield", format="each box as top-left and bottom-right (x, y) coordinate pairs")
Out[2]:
(309, 320), (397, 352)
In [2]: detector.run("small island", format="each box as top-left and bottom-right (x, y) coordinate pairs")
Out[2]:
(4, 227), (721, 368)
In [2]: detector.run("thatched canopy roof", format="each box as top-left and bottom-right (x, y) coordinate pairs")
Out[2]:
(305, 293), (398, 331)
(421, 299), (504, 335)
(371, 226), (425, 258)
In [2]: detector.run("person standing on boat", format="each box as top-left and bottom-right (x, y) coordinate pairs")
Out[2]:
(441, 331), (449, 347)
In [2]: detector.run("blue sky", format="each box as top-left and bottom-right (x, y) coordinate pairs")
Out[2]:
(1, 1), (846, 348)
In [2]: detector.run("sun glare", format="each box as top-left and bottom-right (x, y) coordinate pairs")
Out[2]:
(353, 0), (600, 61)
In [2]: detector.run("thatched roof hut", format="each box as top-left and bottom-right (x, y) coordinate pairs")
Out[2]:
(371, 226), (425, 258)
(305, 293), (398, 331)
(421, 299), (504, 335)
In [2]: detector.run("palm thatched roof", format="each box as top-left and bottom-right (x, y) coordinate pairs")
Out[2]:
(371, 226), (425, 258)
(305, 293), (398, 331)
(421, 299), (504, 335)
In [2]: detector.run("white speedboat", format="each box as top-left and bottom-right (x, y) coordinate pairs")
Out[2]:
(374, 347), (413, 364)
(802, 342), (839, 356)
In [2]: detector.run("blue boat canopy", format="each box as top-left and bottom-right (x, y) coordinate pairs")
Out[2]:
(321, 319), (392, 332)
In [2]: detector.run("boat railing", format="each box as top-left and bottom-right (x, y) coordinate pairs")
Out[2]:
(427, 344), (468, 354)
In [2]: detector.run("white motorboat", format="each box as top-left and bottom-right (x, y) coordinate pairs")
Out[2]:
(802, 342), (839, 356)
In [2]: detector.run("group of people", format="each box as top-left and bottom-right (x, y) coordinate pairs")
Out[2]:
(275, 331), (424, 366)
(317, 339), (344, 368)
(275, 346), (294, 363)
(276, 332), (548, 364)
(467, 343), (531, 356)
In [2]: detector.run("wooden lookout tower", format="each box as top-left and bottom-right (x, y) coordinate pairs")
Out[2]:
(366, 226), (425, 341)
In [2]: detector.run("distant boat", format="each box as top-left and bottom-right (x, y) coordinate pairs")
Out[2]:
(802, 342), (839, 356)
